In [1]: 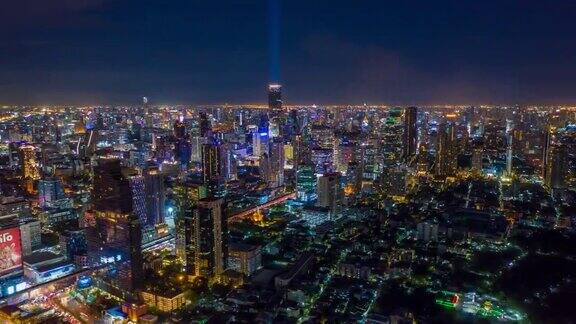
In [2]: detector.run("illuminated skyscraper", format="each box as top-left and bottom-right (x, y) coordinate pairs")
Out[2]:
(143, 165), (165, 226)
(202, 141), (224, 196)
(199, 112), (212, 137)
(19, 146), (40, 180)
(268, 84), (282, 111)
(542, 127), (552, 180)
(311, 125), (334, 150)
(173, 118), (186, 139)
(335, 142), (356, 174)
(268, 139), (285, 187)
(296, 165), (317, 203)
(92, 158), (132, 213)
(545, 144), (567, 190)
(143, 97), (152, 127)
(416, 146), (429, 174)
(403, 107), (418, 160)
(252, 127), (269, 158)
(316, 173), (343, 219)
(311, 148), (334, 175)
(127, 170), (147, 229)
(345, 161), (362, 197)
(268, 84), (285, 138)
(191, 136), (205, 163)
(192, 197), (227, 278)
(88, 158), (143, 292)
(38, 178), (66, 208)
(435, 121), (457, 177)
(219, 143), (235, 182)
(175, 140), (191, 168)
(505, 119), (514, 175)
(471, 142), (484, 172)
(174, 180), (207, 272)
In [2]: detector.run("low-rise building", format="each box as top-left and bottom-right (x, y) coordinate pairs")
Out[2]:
(228, 243), (262, 277)
(141, 289), (187, 313)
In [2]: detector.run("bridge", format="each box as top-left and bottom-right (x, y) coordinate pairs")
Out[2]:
(227, 191), (296, 222)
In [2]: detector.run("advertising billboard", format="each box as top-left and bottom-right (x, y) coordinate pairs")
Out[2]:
(0, 227), (22, 276)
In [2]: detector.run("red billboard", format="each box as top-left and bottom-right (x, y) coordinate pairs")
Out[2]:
(0, 227), (22, 276)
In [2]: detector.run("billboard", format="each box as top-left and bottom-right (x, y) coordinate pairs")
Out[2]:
(0, 227), (22, 276)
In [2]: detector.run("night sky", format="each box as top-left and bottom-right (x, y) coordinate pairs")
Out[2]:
(1, 0), (576, 105)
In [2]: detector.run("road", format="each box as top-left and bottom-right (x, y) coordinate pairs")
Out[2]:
(51, 291), (100, 324)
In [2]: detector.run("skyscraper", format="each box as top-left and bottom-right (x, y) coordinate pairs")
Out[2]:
(545, 144), (567, 190)
(268, 84), (285, 138)
(435, 121), (457, 177)
(252, 127), (269, 158)
(38, 178), (66, 208)
(88, 158), (143, 292)
(127, 170), (147, 228)
(471, 141), (484, 172)
(193, 197), (227, 278)
(19, 146), (40, 180)
(542, 127), (552, 181)
(202, 141), (224, 196)
(173, 118), (186, 139)
(505, 119), (514, 175)
(143, 165), (165, 226)
(268, 84), (282, 111)
(403, 107), (418, 160)
(316, 173), (343, 219)
(268, 139), (285, 187)
(296, 165), (317, 203)
(143, 97), (152, 127)
(174, 180), (208, 273)
(92, 158), (133, 214)
(199, 112), (212, 137)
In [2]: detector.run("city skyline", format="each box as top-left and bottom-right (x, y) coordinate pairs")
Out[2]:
(1, 2), (575, 323)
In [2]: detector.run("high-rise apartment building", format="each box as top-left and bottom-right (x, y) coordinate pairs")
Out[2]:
(192, 197), (227, 278)
(403, 107), (418, 160)
(88, 158), (143, 292)
(316, 173), (343, 219)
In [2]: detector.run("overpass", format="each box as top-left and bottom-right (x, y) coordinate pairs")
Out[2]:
(227, 192), (296, 223)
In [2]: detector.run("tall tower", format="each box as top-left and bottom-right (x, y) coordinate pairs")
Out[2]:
(38, 178), (66, 208)
(202, 141), (224, 196)
(268, 84), (284, 138)
(142, 97), (152, 127)
(316, 173), (343, 219)
(268, 139), (285, 187)
(296, 165), (317, 202)
(88, 158), (143, 292)
(20, 145), (40, 180)
(268, 84), (282, 111)
(545, 144), (567, 190)
(144, 164), (165, 226)
(199, 112), (212, 138)
(471, 141), (484, 172)
(403, 107), (418, 161)
(542, 127), (552, 181)
(436, 121), (457, 177)
(192, 197), (227, 278)
(505, 119), (514, 175)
